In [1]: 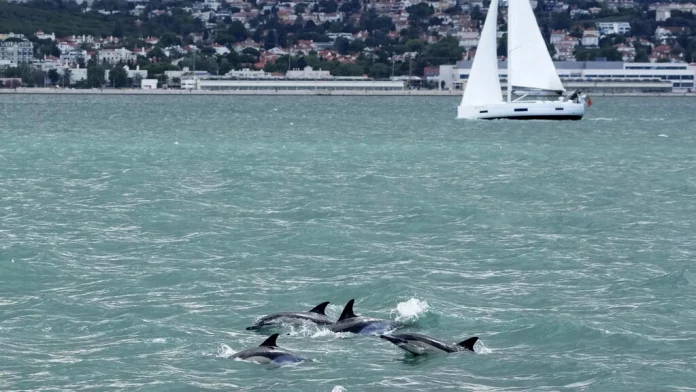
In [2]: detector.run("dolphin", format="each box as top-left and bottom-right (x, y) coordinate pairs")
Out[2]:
(230, 333), (306, 365)
(380, 333), (479, 356)
(246, 301), (332, 330)
(330, 299), (397, 335)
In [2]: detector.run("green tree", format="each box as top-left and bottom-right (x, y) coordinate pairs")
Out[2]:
(405, 39), (425, 53)
(551, 11), (572, 30)
(334, 37), (351, 54)
(407, 2), (435, 26)
(229, 20), (248, 41)
(369, 62), (390, 78)
(62, 68), (72, 87)
(87, 65), (106, 88)
(109, 66), (128, 88)
(318, 0), (338, 13)
(331, 62), (364, 76)
(47, 69), (60, 85)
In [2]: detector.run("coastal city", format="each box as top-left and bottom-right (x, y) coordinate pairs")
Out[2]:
(1, 0), (696, 93)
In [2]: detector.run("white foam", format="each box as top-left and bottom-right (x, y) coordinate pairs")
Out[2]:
(658, 134), (669, 138)
(474, 340), (492, 354)
(150, 338), (166, 344)
(393, 298), (430, 323)
(331, 386), (347, 392)
(217, 343), (237, 358)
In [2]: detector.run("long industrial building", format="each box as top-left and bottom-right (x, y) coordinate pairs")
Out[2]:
(439, 61), (696, 93)
(180, 78), (405, 91)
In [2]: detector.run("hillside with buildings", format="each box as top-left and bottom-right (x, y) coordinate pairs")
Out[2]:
(1, 0), (696, 91)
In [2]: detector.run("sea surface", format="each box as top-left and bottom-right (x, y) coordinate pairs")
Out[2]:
(1, 95), (695, 391)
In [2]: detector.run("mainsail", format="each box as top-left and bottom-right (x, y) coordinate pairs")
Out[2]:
(460, 0), (502, 106)
(507, 0), (564, 94)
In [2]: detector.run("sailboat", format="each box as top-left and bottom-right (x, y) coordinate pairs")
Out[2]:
(457, 0), (588, 120)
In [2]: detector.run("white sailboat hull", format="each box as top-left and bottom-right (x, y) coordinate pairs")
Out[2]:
(457, 100), (585, 120)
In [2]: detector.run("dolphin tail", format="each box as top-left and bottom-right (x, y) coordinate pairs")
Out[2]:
(308, 301), (330, 315)
(337, 299), (357, 322)
(259, 333), (280, 347)
(457, 337), (479, 352)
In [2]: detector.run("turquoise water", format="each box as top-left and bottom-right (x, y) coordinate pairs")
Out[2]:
(1, 95), (695, 391)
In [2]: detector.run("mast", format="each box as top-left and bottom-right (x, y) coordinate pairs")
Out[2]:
(506, 0), (512, 102)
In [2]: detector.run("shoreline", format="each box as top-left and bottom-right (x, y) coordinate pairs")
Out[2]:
(1, 87), (695, 97)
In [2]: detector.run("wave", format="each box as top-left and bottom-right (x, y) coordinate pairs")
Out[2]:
(639, 269), (692, 288)
(502, 319), (641, 349)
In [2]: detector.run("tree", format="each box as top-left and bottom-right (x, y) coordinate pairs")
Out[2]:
(318, 0), (338, 13)
(159, 32), (180, 47)
(369, 62), (390, 78)
(229, 20), (247, 41)
(334, 37), (351, 54)
(551, 11), (572, 30)
(112, 21), (125, 38)
(48, 69), (60, 85)
(471, 6), (484, 22)
(109, 66), (128, 88)
(147, 47), (166, 60)
(407, 3), (435, 26)
(62, 68), (72, 87)
(331, 62), (364, 76)
(405, 39), (425, 54)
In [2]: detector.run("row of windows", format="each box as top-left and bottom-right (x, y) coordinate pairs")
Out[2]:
(675, 83), (694, 88)
(626, 66), (687, 70)
(460, 74), (694, 81)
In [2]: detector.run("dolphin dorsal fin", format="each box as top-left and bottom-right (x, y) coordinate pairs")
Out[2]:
(259, 333), (279, 347)
(457, 337), (479, 352)
(337, 299), (357, 322)
(308, 301), (330, 315)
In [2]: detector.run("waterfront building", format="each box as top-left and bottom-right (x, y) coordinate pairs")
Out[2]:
(439, 61), (696, 93)
(225, 68), (272, 78)
(180, 79), (405, 91)
(0, 40), (33, 67)
(286, 66), (331, 79)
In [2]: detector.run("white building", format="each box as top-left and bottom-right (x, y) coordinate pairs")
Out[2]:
(286, 66), (331, 79)
(438, 60), (696, 92)
(650, 3), (696, 21)
(68, 67), (88, 84)
(582, 28), (600, 47)
(596, 22), (631, 35)
(458, 30), (480, 48)
(97, 48), (136, 64)
(35, 30), (56, 41)
(104, 65), (148, 81)
(60, 50), (88, 65)
(141, 79), (158, 89)
(225, 68), (272, 78)
(0, 40), (34, 67)
(183, 79), (405, 91)
(209, 44), (230, 56)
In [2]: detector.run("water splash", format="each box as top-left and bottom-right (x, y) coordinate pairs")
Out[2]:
(331, 386), (347, 392)
(393, 298), (430, 323)
(216, 343), (236, 358)
(474, 340), (492, 354)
